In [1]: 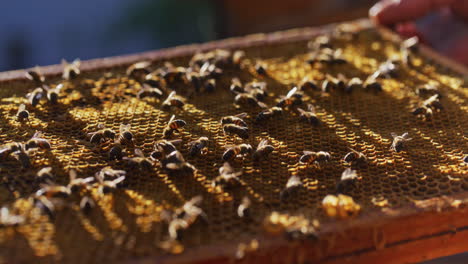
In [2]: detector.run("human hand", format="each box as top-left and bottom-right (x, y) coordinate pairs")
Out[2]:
(370, 0), (468, 65)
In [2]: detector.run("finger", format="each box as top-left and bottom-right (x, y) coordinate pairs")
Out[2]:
(370, 0), (456, 25)
(451, 0), (468, 21)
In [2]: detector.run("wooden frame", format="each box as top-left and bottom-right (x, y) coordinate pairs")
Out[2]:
(1, 19), (467, 264)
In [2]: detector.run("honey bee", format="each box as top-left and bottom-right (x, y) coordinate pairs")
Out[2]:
(297, 104), (320, 126)
(375, 60), (399, 79)
(277, 87), (303, 108)
(188, 137), (209, 156)
(221, 113), (248, 127)
(161, 150), (196, 176)
(390, 132), (412, 152)
(308, 35), (332, 50)
(87, 124), (116, 144)
(26, 87), (45, 107)
(11, 144), (32, 168)
(244, 81), (268, 101)
(162, 91), (185, 110)
(343, 148), (367, 165)
(35, 183), (71, 198)
(36, 167), (54, 183)
(412, 105), (433, 120)
(163, 115), (186, 139)
(422, 94), (443, 111)
(299, 151), (330, 165)
(199, 62), (223, 80)
(255, 62), (267, 76)
(203, 78), (216, 92)
(416, 83), (441, 98)
(151, 139), (181, 160)
(346, 77), (363, 93)
(322, 194), (361, 219)
(222, 143), (253, 161)
(213, 162), (242, 189)
(336, 168), (359, 194)
(123, 149), (153, 171)
(255, 106), (283, 123)
(363, 75), (382, 92)
(109, 143), (123, 161)
(16, 104), (29, 122)
(179, 196), (205, 222)
(0, 142), (22, 160)
(280, 175), (303, 200)
(62, 58), (81, 80)
(234, 93), (267, 108)
(237, 196), (251, 218)
(299, 77), (318, 91)
(96, 166), (127, 180)
(25, 131), (51, 150)
(232, 50), (246, 67)
(400, 36), (419, 66)
(68, 169), (94, 193)
(137, 86), (163, 99)
(186, 70), (202, 92)
(253, 139), (274, 161)
(222, 124), (249, 139)
(44, 84), (64, 104)
(126, 61), (151, 81)
(25, 66), (45, 85)
(115, 124), (133, 145)
(33, 195), (58, 219)
(0, 207), (25, 227)
(94, 174), (126, 195)
(162, 196), (205, 240)
(230, 78), (244, 94)
(79, 196), (95, 215)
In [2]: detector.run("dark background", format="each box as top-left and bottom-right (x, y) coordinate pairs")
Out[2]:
(0, 0), (374, 71)
(0, 0), (466, 262)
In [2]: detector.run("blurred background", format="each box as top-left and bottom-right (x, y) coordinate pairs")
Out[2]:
(0, 0), (374, 71)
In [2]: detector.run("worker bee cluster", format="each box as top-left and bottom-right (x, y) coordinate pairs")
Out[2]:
(0, 23), (465, 264)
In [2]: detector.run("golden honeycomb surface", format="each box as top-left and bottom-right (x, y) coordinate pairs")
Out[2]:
(0, 27), (466, 263)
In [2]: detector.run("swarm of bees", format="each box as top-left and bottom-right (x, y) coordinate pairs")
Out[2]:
(1, 28), (455, 260)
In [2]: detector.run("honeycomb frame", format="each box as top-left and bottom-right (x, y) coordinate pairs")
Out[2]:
(0, 19), (467, 264)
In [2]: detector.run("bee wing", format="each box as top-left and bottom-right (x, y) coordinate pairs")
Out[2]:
(287, 175), (302, 188)
(168, 115), (175, 124)
(134, 148), (145, 158)
(18, 104), (26, 112)
(401, 132), (409, 138)
(235, 112), (248, 118)
(221, 162), (234, 173)
(167, 91), (176, 100)
(257, 101), (268, 109)
(97, 124), (105, 130)
(257, 139), (268, 149)
(32, 130), (43, 139)
(307, 104), (316, 113)
(61, 59), (68, 67)
(112, 176), (125, 185)
(120, 124), (131, 133)
(303, 150), (314, 155)
(390, 132), (398, 139)
(69, 169), (77, 181)
(165, 163), (181, 170)
(296, 107), (306, 114)
(72, 58), (81, 67)
(341, 168), (357, 180)
(54, 83), (64, 93)
(286, 86), (298, 98)
(169, 139), (182, 145)
(83, 177), (95, 184)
